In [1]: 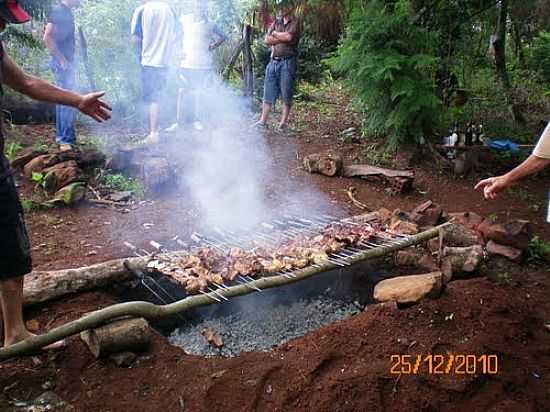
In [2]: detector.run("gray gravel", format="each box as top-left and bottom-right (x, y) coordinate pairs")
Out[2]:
(168, 293), (361, 357)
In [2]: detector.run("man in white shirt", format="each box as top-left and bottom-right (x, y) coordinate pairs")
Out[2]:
(131, 0), (177, 143)
(476, 122), (550, 199)
(166, 0), (225, 132)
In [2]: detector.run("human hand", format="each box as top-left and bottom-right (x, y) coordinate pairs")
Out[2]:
(474, 175), (510, 200)
(77, 91), (112, 122)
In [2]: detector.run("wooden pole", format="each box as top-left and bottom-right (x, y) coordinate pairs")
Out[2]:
(0, 224), (450, 360)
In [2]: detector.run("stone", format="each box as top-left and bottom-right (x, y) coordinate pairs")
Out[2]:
(395, 250), (439, 271)
(76, 149), (106, 168)
(43, 166), (85, 194)
(448, 212), (484, 230)
(410, 200), (443, 227)
(142, 157), (175, 192)
(373, 272), (443, 304)
(23, 154), (60, 177)
(51, 183), (87, 206)
(11, 148), (47, 169)
(486, 241), (523, 263)
(109, 190), (133, 202)
(109, 351), (137, 367)
(440, 223), (482, 247)
(478, 219), (533, 250)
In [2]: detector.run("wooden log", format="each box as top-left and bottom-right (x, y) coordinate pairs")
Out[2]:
(80, 317), (151, 358)
(342, 164), (414, 179)
(442, 245), (484, 275)
(440, 223), (482, 247)
(303, 153), (343, 177)
(23, 256), (148, 307)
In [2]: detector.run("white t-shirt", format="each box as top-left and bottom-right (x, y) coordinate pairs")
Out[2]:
(131, 1), (177, 68)
(180, 14), (217, 70)
(533, 122), (550, 160)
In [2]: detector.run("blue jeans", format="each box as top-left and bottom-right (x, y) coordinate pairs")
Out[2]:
(263, 57), (297, 106)
(50, 58), (77, 145)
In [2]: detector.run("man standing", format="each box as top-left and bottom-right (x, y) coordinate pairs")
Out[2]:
(131, 0), (177, 144)
(43, 0), (80, 151)
(254, 1), (301, 131)
(166, 0), (226, 132)
(0, 0), (111, 348)
(475, 122), (550, 199)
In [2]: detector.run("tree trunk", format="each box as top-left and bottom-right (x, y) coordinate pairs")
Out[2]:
(242, 24), (254, 97)
(80, 317), (152, 358)
(23, 256), (148, 307)
(493, 0), (525, 125)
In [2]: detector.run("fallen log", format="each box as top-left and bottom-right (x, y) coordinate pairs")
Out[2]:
(80, 317), (151, 358)
(23, 256), (148, 307)
(342, 164), (414, 179)
(0, 224), (450, 359)
(303, 153), (343, 176)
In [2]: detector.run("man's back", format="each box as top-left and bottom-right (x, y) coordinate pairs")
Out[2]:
(132, 1), (176, 68)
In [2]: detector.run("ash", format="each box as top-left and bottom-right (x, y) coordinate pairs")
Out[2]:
(168, 293), (361, 357)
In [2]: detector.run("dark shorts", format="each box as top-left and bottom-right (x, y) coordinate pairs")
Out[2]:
(263, 57), (297, 106)
(0, 176), (32, 280)
(141, 66), (168, 104)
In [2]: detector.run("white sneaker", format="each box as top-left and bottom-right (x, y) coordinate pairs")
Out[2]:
(193, 121), (204, 131)
(58, 144), (74, 152)
(165, 123), (179, 133)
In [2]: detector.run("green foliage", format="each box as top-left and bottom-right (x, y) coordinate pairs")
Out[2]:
(329, 0), (443, 148)
(528, 31), (550, 82)
(528, 236), (550, 263)
(4, 141), (23, 162)
(99, 171), (145, 199)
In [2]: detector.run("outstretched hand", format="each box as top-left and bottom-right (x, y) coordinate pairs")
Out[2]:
(78, 91), (112, 123)
(474, 175), (509, 200)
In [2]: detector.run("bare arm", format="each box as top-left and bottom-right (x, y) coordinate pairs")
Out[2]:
(43, 23), (68, 69)
(475, 155), (550, 199)
(271, 31), (293, 43)
(265, 34), (281, 45)
(2, 54), (111, 122)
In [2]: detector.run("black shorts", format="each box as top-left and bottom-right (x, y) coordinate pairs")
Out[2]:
(0, 176), (32, 280)
(141, 66), (168, 104)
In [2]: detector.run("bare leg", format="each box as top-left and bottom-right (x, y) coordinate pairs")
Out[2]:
(176, 89), (184, 126)
(280, 104), (291, 127)
(256, 102), (272, 125)
(0, 276), (32, 346)
(150, 103), (160, 135)
(0, 276), (66, 349)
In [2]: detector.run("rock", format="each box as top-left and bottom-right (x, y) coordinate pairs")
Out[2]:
(11, 148), (47, 169)
(442, 245), (484, 274)
(109, 351), (137, 367)
(43, 160), (79, 174)
(481, 256), (523, 282)
(395, 249), (439, 271)
(478, 219), (533, 250)
(440, 223), (482, 247)
(76, 149), (106, 168)
(109, 190), (133, 202)
(448, 212), (483, 230)
(410, 200), (443, 227)
(373, 272), (443, 304)
(43, 166), (85, 194)
(33, 391), (75, 411)
(486, 241), (523, 263)
(389, 211), (418, 235)
(51, 183), (87, 206)
(23, 154), (61, 177)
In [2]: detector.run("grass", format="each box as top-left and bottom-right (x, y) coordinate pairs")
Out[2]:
(4, 141), (24, 162)
(527, 236), (550, 263)
(98, 171), (145, 199)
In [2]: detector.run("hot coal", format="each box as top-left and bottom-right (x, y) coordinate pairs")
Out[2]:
(168, 291), (361, 357)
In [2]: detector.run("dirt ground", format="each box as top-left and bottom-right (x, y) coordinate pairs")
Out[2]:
(1, 88), (550, 411)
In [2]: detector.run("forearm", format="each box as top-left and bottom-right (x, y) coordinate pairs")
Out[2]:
(17, 75), (82, 108)
(272, 31), (292, 43)
(503, 155), (550, 185)
(265, 35), (280, 46)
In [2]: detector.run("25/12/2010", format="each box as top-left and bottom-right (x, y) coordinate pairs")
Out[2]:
(389, 354), (499, 375)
